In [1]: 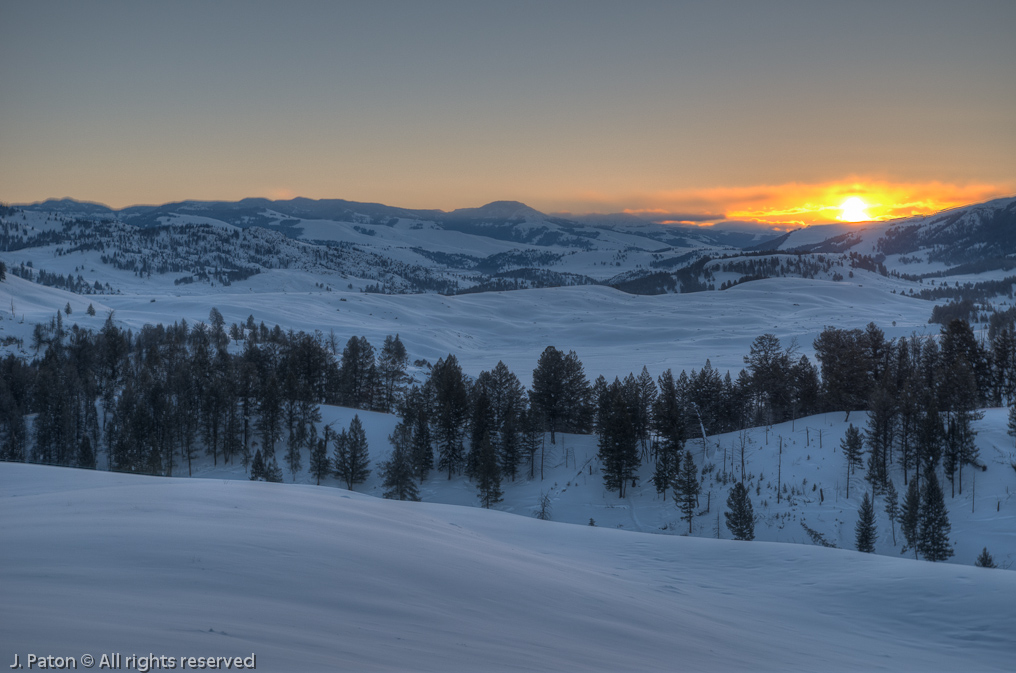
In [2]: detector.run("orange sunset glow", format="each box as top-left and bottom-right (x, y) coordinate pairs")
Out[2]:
(615, 180), (1013, 230)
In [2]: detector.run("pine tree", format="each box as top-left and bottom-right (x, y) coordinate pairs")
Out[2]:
(634, 366), (657, 451)
(474, 432), (503, 509)
(334, 415), (371, 490)
(532, 346), (566, 444)
(652, 441), (680, 501)
(865, 383), (895, 497)
(430, 355), (468, 479)
(264, 453), (284, 483)
(899, 477), (921, 559)
(466, 372), (493, 480)
(918, 468), (953, 562)
(77, 435), (95, 470)
(855, 492), (877, 553)
(411, 412), (433, 481)
(380, 424), (419, 501)
(814, 327), (870, 420)
(841, 424), (864, 499)
(376, 334), (409, 412)
(520, 406), (543, 480)
(597, 379), (639, 498)
(974, 547), (997, 568)
(724, 482), (755, 541)
(249, 449), (264, 480)
(285, 421), (303, 480)
(535, 492), (552, 520)
(1008, 404), (1016, 448)
(309, 435), (331, 485)
(883, 479), (899, 546)
(651, 369), (685, 500)
(489, 361), (526, 481)
(531, 346), (591, 443)
(675, 450), (700, 534)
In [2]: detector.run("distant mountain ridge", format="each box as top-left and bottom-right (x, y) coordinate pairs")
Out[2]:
(15, 195), (789, 250)
(6, 194), (1014, 299)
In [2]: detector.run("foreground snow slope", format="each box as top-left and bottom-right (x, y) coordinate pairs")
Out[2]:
(3, 463), (1013, 672)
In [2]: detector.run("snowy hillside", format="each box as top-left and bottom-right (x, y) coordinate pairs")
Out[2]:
(0, 271), (936, 381)
(136, 400), (1014, 572)
(3, 462), (1013, 673)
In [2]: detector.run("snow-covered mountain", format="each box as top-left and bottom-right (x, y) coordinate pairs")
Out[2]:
(763, 197), (1016, 262)
(8, 195), (1014, 300)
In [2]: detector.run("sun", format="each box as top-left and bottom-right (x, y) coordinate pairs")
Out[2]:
(838, 196), (871, 222)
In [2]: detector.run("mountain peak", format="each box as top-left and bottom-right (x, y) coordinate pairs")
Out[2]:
(447, 201), (545, 221)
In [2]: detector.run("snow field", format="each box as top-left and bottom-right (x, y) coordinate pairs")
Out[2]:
(2, 462), (1014, 672)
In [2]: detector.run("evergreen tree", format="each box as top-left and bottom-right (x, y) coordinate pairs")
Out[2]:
(918, 468), (953, 562)
(974, 547), (997, 568)
(409, 411), (433, 481)
(309, 434), (331, 485)
(855, 492), (877, 553)
(380, 423), (419, 501)
(257, 374), (283, 457)
(596, 378), (639, 498)
(338, 336), (377, 408)
(520, 405), (543, 480)
(535, 492), (552, 520)
(789, 354), (822, 421)
(634, 366), (657, 451)
(377, 334), (409, 412)
(489, 361), (526, 481)
(0, 378), (27, 462)
(651, 441), (680, 501)
(865, 382), (895, 498)
(531, 346), (566, 443)
(651, 369), (685, 499)
(334, 415), (371, 490)
(674, 450), (700, 534)
(1008, 404), (1016, 448)
(77, 435), (95, 470)
(264, 452), (285, 482)
(474, 432), (503, 508)
(332, 428), (349, 483)
(284, 419), (303, 480)
(724, 482), (755, 541)
(883, 479), (899, 546)
(429, 355), (469, 479)
(841, 424), (864, 499)
(466, 373), (493, 480)
(531, 346), (591, 443)
(916, 400), (943, 477)
(249, 448), (266, 480)
(813, 327), (869, 419)
(743, 333), (791, 425)
(899, 477), (921, 559)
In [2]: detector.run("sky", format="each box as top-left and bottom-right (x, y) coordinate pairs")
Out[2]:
(1, 1), (1014, 228)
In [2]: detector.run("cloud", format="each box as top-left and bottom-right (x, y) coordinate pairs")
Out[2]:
(620, 210), (726, 224)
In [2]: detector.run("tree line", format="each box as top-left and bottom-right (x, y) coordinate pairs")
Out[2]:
(2, 308), (1014, 563)
(0, 309), (410, 478)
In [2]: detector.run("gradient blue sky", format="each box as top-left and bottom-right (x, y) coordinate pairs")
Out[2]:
(2, 1), (1014, 225)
